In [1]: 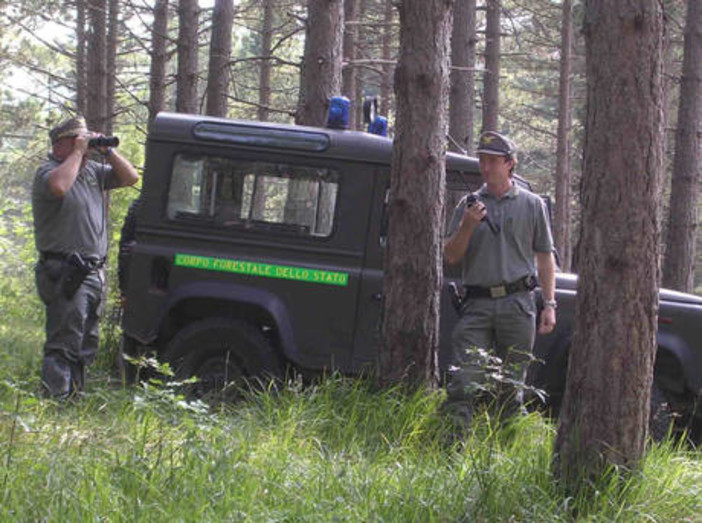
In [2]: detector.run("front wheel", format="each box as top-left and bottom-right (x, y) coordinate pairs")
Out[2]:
(162, 318), (282, 400)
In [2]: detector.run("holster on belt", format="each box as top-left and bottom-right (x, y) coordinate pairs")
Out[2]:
(61, 253), (95, 299)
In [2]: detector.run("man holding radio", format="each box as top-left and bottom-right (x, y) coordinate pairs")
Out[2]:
(443, 131), (557, 431)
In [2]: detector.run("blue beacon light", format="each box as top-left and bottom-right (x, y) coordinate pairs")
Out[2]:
(327, 96), (350, 129)
(368, 116), (388, 137)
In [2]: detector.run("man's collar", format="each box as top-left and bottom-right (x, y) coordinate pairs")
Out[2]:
(478, 182), (520, 199)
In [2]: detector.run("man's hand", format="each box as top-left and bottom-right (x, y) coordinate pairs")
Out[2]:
(539, 306), (556, 334)
(73, 133), (90, 156)
(463, 200), (487, 229)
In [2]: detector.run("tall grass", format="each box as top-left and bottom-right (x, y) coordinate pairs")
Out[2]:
(1, 370), (700, 522)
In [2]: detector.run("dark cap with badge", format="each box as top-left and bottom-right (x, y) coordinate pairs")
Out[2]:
(49, 116), (89, 144)
(476, 131), (517, 159)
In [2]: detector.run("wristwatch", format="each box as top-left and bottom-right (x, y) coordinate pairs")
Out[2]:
(543, 299), (557, 309)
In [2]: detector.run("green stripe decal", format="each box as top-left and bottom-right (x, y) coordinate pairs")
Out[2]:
(174, 254), (349, 287)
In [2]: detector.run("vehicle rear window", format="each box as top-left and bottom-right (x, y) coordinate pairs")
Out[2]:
(166, 154), (340, 238)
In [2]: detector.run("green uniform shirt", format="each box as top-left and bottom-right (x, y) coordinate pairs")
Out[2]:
(448, 183), (554, 287)
(32, 154), (119, 258)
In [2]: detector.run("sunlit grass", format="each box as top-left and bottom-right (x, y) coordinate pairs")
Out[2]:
(1, 371), (700, 522)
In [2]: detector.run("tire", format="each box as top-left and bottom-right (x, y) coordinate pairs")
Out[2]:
(649, 382), (673, 442)
(118, 197), (141, 295)
(162, 318), (282, 400)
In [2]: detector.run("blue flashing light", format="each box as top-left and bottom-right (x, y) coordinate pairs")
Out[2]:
(368, 116), (388, 137)
(327, 96), (350, 129)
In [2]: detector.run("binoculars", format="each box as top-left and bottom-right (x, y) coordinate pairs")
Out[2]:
(88, 136), (120, 148)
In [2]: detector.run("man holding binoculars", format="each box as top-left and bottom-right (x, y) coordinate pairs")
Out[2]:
(32, 115), (139, 399)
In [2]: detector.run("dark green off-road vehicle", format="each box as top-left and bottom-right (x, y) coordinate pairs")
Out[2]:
(119, 112), (702, 441)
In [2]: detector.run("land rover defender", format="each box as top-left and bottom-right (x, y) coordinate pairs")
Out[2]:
(119, 112), (702, 440)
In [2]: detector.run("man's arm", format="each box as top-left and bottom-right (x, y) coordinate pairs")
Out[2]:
(104, 148), (140, 188)
(444, 202), (486, 265)
(536, 250), (556, 334)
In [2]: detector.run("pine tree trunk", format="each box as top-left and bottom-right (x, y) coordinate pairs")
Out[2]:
(354, 0), (367, 129)
(295, 0), (343, 127)
(662, 0), (701, 293)
(86, 0), (107, 132)
(76, 0), (87, 114)
(205, 0), (233, 117)
(257, 0), (274, 122)
(342, 0), (357, 129)
(105, 0), (118, 134)
(289, 0), (343, 231)
(176, 0), (200, 114)
(380, 0), (453, 387)
(379, 0), (394, 117)
(252, 0), (274, 219)
(149, 0), (169, 123)
(555, 0), (664, 488)
(553, 0), (574, 271)
(482, 0), (500, 132)
(448, 0), (476, 154)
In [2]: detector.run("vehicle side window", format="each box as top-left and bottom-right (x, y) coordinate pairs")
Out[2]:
(166, 154), (340, 237)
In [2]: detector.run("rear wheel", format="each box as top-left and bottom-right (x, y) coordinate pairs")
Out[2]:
(162, 317), (282, 400)
(649, 382), (673, 441)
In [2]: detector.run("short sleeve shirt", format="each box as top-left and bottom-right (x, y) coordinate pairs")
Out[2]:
(447, 183), (554, 287)
(32, 154), (119, 258)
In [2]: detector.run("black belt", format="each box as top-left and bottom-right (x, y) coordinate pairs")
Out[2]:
(464, 275), (536, 299)
(40, 251), (105, 268)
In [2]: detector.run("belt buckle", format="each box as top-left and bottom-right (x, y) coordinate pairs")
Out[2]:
(489, 285), (507, 298)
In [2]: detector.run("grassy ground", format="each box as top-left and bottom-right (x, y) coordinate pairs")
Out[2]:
(0, 286), (700, 522)
(2, 362), (701, 521)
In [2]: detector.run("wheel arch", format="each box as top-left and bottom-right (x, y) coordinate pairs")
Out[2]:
(156, 281), (301, 365)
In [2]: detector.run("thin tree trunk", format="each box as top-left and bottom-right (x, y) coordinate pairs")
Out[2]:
(448, 0), (476, 154)
(380, 0), (453, 387)
(105, 0), (118, 134)
(205, 0), (234, 117)
(149, 0), (169, 123)
(252, 0), (274, 220)
(342, 0), (358, 129)
(86, 0), (107, 132)
(257, 0), (274, 122)
(555, 0), (664, 488)
(662, 0), (701, 292)
(379, 0), (394, 117)
(482, 0), (500, 132)
(354, 0), (367, 129)
(289, 0), (343, 230)
(295, 0), (344, 127)
(76, 0), (87, 114)
(176, 0), (200, 114)
(553, 0), (574, 271)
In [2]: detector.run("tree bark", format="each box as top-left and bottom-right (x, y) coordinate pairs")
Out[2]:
(205, 0), (234, 117)
(252, 0), (274, 220)
(295, 0), (344, 127)
(380, 0), (454, 387)
(448, 0), (476, 155)
(149, 0), (169, 123)
(379, 0), (394, 117)
(86, 0), (107, 132)
(76, 0), (87, 115)
(105, 0), (118, 134)
(257, 0), (274, 122)
(553, 0), (574, 271)
(342, 0), (358, 129)
(289, 0), (344, 229)
(482, 0), (500, 132)
(176, 0), (200, 114)
(662, 0), (701, 293)
(555, 0), (665, 488)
